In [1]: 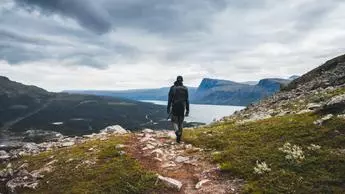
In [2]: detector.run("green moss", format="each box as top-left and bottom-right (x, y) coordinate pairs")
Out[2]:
(13, 135), (163, 194)
(184, 113), (345, 193)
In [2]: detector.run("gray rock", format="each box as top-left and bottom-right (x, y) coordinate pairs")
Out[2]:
(0, 150), (11, 161)
(18, 163), (29, 170)
(100, 125), (128, 134)
(157, 175), (183, 191)
(142, 129), (154, 133)
(327, 94), (345, 107)
(161, 161), (177, 168)
(151, 149), (164, 158)
(142, 144), (155, 150)
(22, 143), (40, 154)
(115, 144), (126, 149)
(6, 177), (38, 193)
(314, 114), (333, 126)
(61, 142), (75, 147)
(175, 156), (189, 163)
(307, 103), (322, 110)
(195, 179), (211, 189)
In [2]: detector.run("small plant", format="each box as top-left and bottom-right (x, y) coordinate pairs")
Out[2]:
(307, 144), (321, 151)
(253, 161), (271, 174)
(279, 142), (305, 162)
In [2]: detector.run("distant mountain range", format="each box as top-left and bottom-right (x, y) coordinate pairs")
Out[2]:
(67, 87), (198, 102)
(67, 76), (298, 106)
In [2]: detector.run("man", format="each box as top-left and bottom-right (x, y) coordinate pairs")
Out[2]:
(167, 76), (190, 143)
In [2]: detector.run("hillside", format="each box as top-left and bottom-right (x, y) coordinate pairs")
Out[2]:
(192, 78), (291, 106)
(183, 54), (345, 193)
(0, 77), (173, 145)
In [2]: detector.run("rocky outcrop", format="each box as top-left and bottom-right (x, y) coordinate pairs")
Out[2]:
(0, 125), (131, 193)
(224, 54), (345, 123)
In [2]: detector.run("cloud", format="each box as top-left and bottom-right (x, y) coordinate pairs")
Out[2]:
(1, 0), (345, 91)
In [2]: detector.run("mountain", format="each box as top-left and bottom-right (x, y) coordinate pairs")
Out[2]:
(191, 77), (291, 106)
(183, 54), (345, 193)
(240, 81), (258, 85)
(0, 76), (53, 128)
(66, 87), (198, 101)
(0, 76), (175, 144)
(288, 75), (300, 80)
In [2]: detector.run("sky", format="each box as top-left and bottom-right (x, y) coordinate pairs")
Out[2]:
(1, 0), (345, 92)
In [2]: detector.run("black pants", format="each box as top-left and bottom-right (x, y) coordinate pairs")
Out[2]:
(171, 115), (184, 137)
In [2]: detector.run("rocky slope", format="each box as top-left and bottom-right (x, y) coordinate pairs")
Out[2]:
(183, 54), (345, 193)
(227, 54), (345, 123)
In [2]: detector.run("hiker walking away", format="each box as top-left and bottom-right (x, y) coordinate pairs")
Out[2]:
(167, 76), (190, 143)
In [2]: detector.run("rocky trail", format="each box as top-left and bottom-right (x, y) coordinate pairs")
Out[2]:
(126, 129), (243, 194)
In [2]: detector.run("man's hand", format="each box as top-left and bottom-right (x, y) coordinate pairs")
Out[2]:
(185, 111), (189, 117)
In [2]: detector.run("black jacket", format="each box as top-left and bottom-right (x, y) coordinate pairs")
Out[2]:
(167, 82), (190, 116)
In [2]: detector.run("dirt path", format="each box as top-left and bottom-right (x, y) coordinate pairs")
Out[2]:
(126, 130), (243, 194)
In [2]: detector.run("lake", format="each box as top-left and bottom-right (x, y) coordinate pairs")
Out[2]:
(141, 100), (245, 124)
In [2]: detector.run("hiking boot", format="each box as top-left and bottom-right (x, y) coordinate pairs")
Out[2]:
(176, 135), (181, 143)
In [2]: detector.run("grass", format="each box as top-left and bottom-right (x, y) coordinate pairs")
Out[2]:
(184, 113), (345, 193)
(7, 135), (163, 194)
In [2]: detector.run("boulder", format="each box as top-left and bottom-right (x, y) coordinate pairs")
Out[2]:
(314, 114), (333, 126)
(175, 156), (189, 163)
(0, 150), (10, 161)
(156, 175), (183, 191)
(327, 94), (345, 106)
(322, 94), (345, 113)
(100, 125), (128, 134)
(142, 129), (154, 133)
(61, 142), (75, 147)
(307, 103), (322, 110)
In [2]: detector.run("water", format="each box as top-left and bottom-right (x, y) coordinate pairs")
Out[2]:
(141, 100), (245, 124)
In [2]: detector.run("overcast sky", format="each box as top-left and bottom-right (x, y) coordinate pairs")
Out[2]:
(1, 0), (345, 92)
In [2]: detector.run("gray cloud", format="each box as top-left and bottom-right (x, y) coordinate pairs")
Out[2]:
(1, 0), (345, 91)
(14, 0), (228, 35)
(15, 0), (111, 34)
